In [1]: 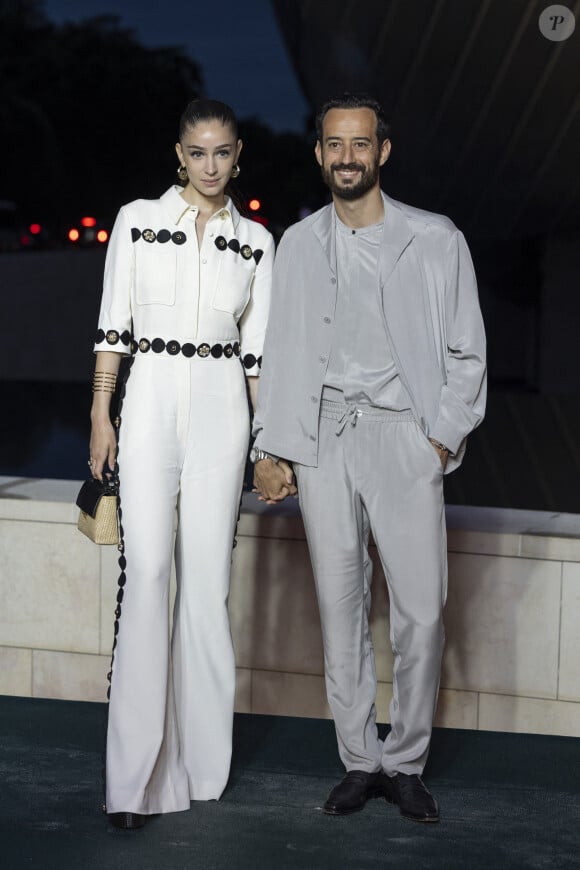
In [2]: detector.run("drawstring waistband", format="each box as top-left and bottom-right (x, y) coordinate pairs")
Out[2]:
(320, 398), (415, 435)
(336, 404), (362, 435)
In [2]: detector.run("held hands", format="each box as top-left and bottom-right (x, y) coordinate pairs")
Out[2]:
(253, 459), (297, 504)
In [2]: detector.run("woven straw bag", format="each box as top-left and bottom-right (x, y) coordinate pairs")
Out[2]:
(76, 477), (119, 545)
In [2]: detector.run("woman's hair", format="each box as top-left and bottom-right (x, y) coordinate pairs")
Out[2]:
(178, 98), (238, 142)
(315, 93), (390, 145)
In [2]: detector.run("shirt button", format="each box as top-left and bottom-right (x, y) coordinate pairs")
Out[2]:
(323, 316), (331, 324)
(309, 435), (316, 442)
(331, 277), (336, 284)
(202, 258), (207, 264)
(310, 395), (317, 403)
(319, 356), (327, 363)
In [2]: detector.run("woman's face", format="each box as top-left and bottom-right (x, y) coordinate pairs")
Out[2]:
(175, 120), (242, 203)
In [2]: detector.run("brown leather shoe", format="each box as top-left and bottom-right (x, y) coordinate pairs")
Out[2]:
(108, 812), (146, 829)
(386, 773), (439, 822)
(323, 770), (388, 815)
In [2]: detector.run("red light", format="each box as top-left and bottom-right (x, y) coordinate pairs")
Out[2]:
(97, 229), (108, 243)
(21, 235), (32, 246)
(29, 223), (42, 235)
(248, 199), (261, 212)
(68, 228), (80, 242)
(81, 216), (96, 227)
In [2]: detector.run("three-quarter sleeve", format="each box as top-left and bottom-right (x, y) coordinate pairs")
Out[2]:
(93, 206), (134, 355)
(238, 231), (274, 376)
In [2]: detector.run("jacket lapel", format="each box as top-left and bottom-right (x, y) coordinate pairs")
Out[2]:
(379, 193), (415, 287)
(311, 205), (336, 275)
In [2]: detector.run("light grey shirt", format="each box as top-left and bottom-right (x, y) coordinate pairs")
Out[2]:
(323, 211), (410, 410)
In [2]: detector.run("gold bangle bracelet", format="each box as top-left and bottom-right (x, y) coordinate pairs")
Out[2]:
(92, 371), (117, 393)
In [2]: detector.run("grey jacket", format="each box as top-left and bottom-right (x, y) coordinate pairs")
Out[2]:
(253, 193), (486, 473)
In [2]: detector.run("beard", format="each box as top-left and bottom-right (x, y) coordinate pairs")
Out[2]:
(320, 157), (381, 201)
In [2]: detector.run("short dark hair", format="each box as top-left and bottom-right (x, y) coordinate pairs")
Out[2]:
(315, 93), (390, 144)
(178, 98), (238, 141)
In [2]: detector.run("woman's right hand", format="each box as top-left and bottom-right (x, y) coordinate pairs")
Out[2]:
(89, 417), (117, 481)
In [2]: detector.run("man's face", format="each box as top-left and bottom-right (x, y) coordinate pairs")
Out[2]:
(315, 108), (391, 201)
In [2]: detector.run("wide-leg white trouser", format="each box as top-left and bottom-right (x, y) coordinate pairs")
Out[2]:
(105, 353), (249, 815)
(295, 402), (447, 777)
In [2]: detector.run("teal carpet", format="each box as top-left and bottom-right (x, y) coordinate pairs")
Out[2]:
(1, 696), (579, 869)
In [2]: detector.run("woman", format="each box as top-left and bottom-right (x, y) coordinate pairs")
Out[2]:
(89, 99), (273, 829)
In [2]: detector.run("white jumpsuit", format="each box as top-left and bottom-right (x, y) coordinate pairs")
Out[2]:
(94, 185), (273, 815)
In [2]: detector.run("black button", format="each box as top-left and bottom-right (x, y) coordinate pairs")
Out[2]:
(106, 330), (119, 344)
(151, 338), (166, 353)
(257, 355), (262, 368)
(243, 353), (257, 369)
(253, 249), (263, 264)
(211, 343), (223, 359)
(120, 330), (131, 346)
(157, 229), (171, 243)
(223, 343), (233, 358)
(182, 343), (196, 358)
(228, 238), (240, 253)
(323, 317), (331, 324)
(309, 435), (316, 441)
(197, 343), (210, 358)
(241, 244), (252, 260)
(142, 228), (156, 243)
(215, 235), (228, 250)
(167, 340), (181, 355)
(95, 328), (105, 344)
(172, 231), (186, 245)
(130, 340), (138, 354)
(139, 338), (151, 353)
(131, 228), (141, 242)
(116, 588), (124, 603)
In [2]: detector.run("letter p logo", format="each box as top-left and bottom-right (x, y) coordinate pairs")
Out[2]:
(539, 5), (576, 41)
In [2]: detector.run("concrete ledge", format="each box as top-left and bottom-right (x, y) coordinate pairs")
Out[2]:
(1, 476), (579, 737)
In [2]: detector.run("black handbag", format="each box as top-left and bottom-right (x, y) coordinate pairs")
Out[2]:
(76, 476), (119, 545)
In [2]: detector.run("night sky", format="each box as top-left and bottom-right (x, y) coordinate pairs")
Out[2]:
(43, 0), (309, 133)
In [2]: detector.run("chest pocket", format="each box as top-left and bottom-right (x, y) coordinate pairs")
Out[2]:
(134, 238), (177, 306)
(212, 256), (255, 319)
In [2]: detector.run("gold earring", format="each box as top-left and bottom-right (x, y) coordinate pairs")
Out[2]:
(230, 164), (240, 179)
(177, 165), (188, 182)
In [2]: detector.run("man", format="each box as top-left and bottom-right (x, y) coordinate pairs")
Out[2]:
(251, 94), (486, 822)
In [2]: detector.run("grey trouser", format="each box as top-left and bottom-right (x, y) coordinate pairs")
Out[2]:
(294, 399), (447, 776)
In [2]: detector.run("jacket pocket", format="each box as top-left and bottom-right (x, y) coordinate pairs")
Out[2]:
(135, 244), (177, 306)
(212, 259), (254, 318)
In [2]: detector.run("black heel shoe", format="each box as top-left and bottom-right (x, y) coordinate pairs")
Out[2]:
(108, 812), (146, 829)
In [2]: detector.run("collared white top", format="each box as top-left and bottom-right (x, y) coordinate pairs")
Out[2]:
(94, 185), (274, 375)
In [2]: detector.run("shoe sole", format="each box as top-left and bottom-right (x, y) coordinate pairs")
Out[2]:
(323, 786), (389, 816)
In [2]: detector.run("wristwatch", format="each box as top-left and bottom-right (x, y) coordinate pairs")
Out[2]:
(428, 438), (450, 454)
(249, 447), (279, 464)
